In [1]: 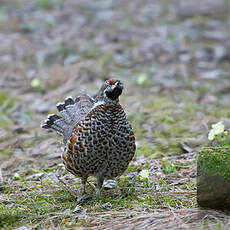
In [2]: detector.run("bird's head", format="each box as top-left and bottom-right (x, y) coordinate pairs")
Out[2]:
(96, 79), (123, 103)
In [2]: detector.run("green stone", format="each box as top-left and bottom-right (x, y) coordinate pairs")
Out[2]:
(197, 145), (230, 210)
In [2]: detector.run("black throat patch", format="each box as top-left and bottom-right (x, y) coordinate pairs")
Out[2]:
(106, 87), (123, 100)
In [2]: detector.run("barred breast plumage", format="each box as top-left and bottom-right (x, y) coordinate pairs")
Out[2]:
(42, 79), (136, 196)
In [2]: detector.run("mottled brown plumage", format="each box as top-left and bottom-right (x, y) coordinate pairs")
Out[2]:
(42, 79), (136, 195)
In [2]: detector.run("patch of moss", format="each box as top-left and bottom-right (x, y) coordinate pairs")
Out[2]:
(136, 141), (155, 157)
(209, 108), (230, 118)
(156, 126), (190, 139)
(0, 148), (13, 157)
(147, 97), (176, 111)
(161, 158), (176, 174)
(1, 166), (198, 229)
(0, 208), (24, 229)
(21, 139), (35, 148)
(127, 164), (139, 172)
(128, 110), (148, 139)
(128, 163), (149, 173)
(0, 91), (16, 108)
(178, 181), (196, 190)
(42, 164), (60, 173)
(197, 146), (230, 180)
(174, 161), (190, 171)
(154, 141), (182, 156)
(37, 0), (56, 9)
(0, 91), (19, 129)
(153, 151), (166, 159)
(0, 181), (77, 228)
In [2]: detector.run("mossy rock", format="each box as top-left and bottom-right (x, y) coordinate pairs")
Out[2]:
(197, 145), (230, 210)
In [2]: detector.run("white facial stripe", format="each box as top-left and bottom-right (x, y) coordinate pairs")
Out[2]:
(91, 100), (104, 110)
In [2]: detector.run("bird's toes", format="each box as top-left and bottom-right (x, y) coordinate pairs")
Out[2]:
(77, 193), (92, 203)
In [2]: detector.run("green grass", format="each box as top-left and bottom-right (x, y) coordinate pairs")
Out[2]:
(37, 0), (60, 9)
(0, 91), (17, 129)
(128, 110), (148, 139)
(0, 163), (197, 229)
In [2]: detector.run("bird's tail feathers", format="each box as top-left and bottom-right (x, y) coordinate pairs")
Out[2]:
(41, 94), (94, 144)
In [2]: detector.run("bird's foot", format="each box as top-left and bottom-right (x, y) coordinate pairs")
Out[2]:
(77, 193), (91, 203)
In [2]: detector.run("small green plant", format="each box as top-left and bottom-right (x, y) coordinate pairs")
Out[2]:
(208, 121), (228, 142)
(0, 91), (18, 129)
(136, 73), (154, 87)
(136, 73), (148, 85)
(37, 0), (53, 9)
(37, 0), (61, 9)
(139, 169), (149, 180)
(162, 158), (176, 174)
(139, 169), (152, 188)
(30, 78), (45, 93)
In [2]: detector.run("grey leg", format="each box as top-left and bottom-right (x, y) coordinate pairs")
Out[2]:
(96, 175), (104, 197)
(81, 177), (87, 195)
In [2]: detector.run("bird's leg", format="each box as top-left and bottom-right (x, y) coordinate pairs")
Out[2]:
(81, 177), (87, 195)
(77, 177), (92, 203)
(96, 175), (104, 197)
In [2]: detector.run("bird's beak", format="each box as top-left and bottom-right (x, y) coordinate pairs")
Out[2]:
(112, 81), (123, 91)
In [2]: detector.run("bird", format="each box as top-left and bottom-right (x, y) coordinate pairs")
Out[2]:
(41, 79), (136, 196)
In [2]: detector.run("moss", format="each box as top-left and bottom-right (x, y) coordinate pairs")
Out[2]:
(21, 139), (35, 148)
(154, 141), (182, 156)
(161, 158), (176, 174)
(42, 164), (60, 173)
(128, 110), (148, 139)
(156, 126), (190, 139)
(210, 108), (230, 118)
(0, 114), (13, 129)
(127, 164), (139, 172)
(0, 181), (77, 228)
(147, 97), (176, 111)
(0, 91), (16, 108)
(0, 166), (197, 229)
(136, 141), (155, 157)
(179, 181), (196, 190)
(0, 148), (13, 157)
(0, 92), (9, 105)
(127, 164), (146, 173)
(197, 145), (230, 180)
(153, 151), (166, 159)
(0, 209), (24, 229)
(37, 0), (56, 9)
(0, 91), (20, 129)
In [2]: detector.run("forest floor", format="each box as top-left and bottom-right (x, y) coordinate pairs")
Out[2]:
(1, 0), (230, 229)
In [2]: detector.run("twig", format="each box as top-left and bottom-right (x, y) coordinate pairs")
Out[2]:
(54, 175), (77, 196)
